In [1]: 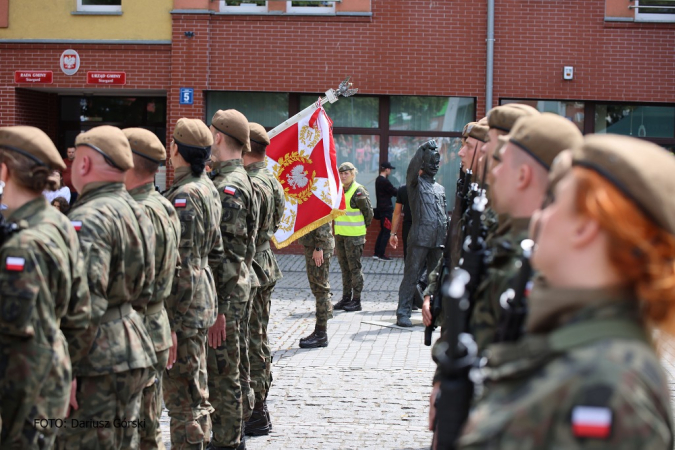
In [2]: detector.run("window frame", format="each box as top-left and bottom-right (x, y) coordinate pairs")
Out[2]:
(220, 1), (268, 14)
(76, 0), (122, 13)
(286, 1), (336, 14)
(634, 0), (675, 23)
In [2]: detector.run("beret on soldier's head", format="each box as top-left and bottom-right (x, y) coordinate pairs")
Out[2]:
(76, 125), (133, 171)
(174, 118), (213, 149)
(571, 134), (675, 236)
(0, 126), (66, 170)
(487, 104), (540, 133)
(463, 119), (489, 143)
(500, 113), (583, 170)
(339, 162), (356, 172)
(211, 109), (251, 153)
(249, 123), (270, 146)
(123, 128), (166, 163)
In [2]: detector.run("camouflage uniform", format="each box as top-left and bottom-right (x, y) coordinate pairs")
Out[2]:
(207, 159), (258, 449)
(458, 289), (673, 449)
(245, 160), (284, 402)
(334, 183), (373, 301)
(129, 182), (181, 450)
(0, 197), (90, 449)
(298, 223), (336, 327)
(58, 182), (157, 450)
(162, 167), (224, 450)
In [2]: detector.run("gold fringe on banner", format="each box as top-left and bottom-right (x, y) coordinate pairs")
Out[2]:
(272, 208), (346, 249)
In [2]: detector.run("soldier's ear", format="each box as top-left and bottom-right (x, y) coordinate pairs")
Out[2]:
(0, 162), (7, 184)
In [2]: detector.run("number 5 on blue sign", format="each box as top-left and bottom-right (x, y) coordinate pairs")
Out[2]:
(180, 88), (194, 105)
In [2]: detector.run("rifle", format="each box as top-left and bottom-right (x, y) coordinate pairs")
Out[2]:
(496, 239), (535, 342)
(424, 254), (444, 346)
(0, 181), (20, 247)
(431, 269), (477, 450)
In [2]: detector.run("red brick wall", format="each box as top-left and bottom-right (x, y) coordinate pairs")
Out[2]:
(15, 89), (59, 142)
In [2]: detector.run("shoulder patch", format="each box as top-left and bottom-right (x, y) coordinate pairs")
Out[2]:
(5, 256), (25, 272)
(174, 198), (187, 208)
(355, 191), (363, 196)
(71, 220), (82, 231)
(224, 186), (237, 196)
(571, 406), (612, 439)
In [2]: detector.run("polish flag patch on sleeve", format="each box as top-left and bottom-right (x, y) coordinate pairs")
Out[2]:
(572, 406), (612, 439)
(223, 186), (236, 196)
(5, 256), (25, 272)
(174, 198), (187, 208)
(71, 220), (82, 231)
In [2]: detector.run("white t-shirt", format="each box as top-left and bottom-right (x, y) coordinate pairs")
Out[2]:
(43, 186), (71, 204)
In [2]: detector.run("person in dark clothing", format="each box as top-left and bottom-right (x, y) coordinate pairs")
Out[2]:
(389, 184), (412, 259)
(374, 161), (398, 260)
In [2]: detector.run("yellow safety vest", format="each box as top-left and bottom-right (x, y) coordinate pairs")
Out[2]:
(334, 182), (367, 237)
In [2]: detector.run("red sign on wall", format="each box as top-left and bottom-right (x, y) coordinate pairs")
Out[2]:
(14, 71), (53, 84)
(87, 71), (126, 85)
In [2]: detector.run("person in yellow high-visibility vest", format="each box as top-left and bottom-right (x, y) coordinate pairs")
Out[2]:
(334, 162), (374, 312)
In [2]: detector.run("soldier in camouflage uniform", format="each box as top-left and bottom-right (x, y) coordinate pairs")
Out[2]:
(0, 127), (91, 449)
(298, 223), (335, 348)
(162, 118), (223, 450)
(458, 135), (675, 449)
(124, 128), (181, 450)
(206, 109), (259, 450)
(333, 162), (373, 313)
(242, 123), (284, 436)
(57, 126), (157, 450)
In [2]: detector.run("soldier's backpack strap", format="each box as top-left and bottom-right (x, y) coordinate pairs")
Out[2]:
(549, 318), (648, 351)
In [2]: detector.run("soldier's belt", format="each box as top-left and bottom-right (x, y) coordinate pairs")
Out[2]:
(101, 302), (133, 323)
(256, 241), (271, 253)
(145, 302), (164, 316)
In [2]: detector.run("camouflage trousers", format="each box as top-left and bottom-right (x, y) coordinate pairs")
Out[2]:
(163, 328), (211, 450)
(55, 368), (151, 450)
(249, 283), (275, 402)
(207, 300), (247, 448)
(335, 235), (364, 299)
(139, 349), (169, 450)
(238, 298), (255, 422)
(304, 247), (334, 327)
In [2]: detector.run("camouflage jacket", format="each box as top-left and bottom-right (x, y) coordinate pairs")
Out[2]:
(0, 197), (91, 429)
(458, 289), (673, 449)
(246, 160), (284, 287)
(163, 167), (224, 331)
(210, 159), (259, 308)
(297, 222), (335, 256)
(68, 182), (156, 375)
(129, 182), (180, 353)
(469, 217), (530, 354)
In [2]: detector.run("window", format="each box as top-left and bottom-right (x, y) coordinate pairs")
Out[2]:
(77, 0), (121, 13)
(501, 99), (585, 133)
(335, 135), (381, 196)
(220, 0), (268, 13)
(206, 92), (289, 128)
(390, 96), (474, 132)
(286, 1), (336, 14)
(300, 95), (379, 128)
(634, 0), (675, 22)
(595, 104), (675, 138)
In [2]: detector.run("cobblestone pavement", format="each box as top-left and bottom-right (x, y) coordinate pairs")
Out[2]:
(160, 254), (675, 449)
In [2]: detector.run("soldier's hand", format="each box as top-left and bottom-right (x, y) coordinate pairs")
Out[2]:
(429, 382), (440, 432)
(67, 378), (78, 417)
(389, 234), (398, 249)
(167, 331), (178, 370)
(422, 296), (432, 327)
(313, 249), (324, 267)
(209, 313), (227, 349)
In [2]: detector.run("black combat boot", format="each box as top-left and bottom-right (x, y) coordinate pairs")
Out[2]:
(333, 292), (352, 310)
(299, 325), (328, 348)
(244, 400), (270, 436)
(343, 296), (362, 312)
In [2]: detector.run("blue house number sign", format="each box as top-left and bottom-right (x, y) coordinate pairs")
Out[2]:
(180, 88), (194, 105)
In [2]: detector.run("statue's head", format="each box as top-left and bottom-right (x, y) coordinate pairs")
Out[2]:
(419, 140), (441, 177)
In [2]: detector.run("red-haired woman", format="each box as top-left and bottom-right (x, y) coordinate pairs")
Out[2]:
(458, 134), (675, 449)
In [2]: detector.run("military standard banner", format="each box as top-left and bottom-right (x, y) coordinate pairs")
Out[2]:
(267, 105), (345, 248)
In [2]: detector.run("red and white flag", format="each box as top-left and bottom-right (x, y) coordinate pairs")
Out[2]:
(5, 256), (25, 272)
(267, 105), (345, 248)
(571, 406), (612, 439)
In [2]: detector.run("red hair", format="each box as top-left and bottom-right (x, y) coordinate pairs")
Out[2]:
(574, 167), (675, 334)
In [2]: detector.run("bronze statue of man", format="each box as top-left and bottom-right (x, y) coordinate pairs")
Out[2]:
(396, 140), (447, 327)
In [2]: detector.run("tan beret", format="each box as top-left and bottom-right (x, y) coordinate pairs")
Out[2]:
(249, 123), (270, 146)
(500, 113), (583, 170)
(572, 134), (675, 235)
(339, 162), (356, 172)
(0, 126), (65, 170)
(462, 119), (489, 143)
(211, 109), (251, 153)
(174, 118), (213, 149)
(123, 128), (166, 163)
(487, 104), (540, 132)
(75, 125), (133, 171)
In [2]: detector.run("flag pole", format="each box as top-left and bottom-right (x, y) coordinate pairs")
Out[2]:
(267, 77), (358, 140)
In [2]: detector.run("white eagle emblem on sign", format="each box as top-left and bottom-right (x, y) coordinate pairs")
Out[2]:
(286, 165), (309, 189)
